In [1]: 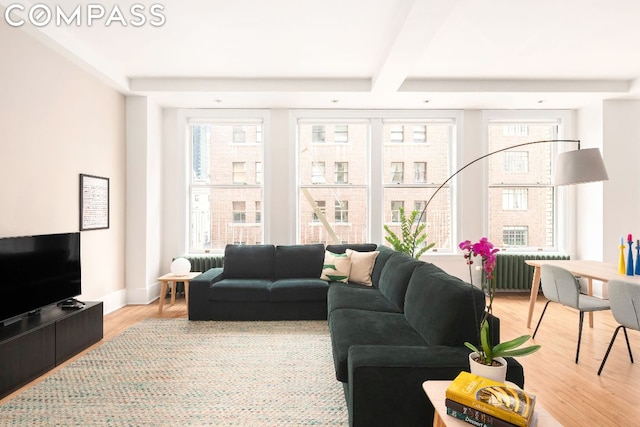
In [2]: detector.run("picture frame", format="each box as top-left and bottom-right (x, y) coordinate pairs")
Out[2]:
(79, 174), (110, 231)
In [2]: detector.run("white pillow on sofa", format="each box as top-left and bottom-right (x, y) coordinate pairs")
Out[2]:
(346, 249), (379, 286)
(321, 251), (352, 283)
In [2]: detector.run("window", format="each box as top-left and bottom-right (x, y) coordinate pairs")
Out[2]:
(335, 125), (348, 143)
(383, 120), (454, 251)
(298, 120), (367, 245)
(189, 119), (264, 252)
(232, 201), (246, 223)
(312, 201), (326, 222)
(504, 151), (528, 172)
(335, 200), (349, 223)
(488, 119), (559, 249)
(335, 162), (348, 184)
(414, 162), (427, 183)
(503, 188), (528, 210)
(232, 162), (246, 184)
(391, 162), (404, 183)
(312, 125), (325, 143)
(311, 162), (326, 184)
(503, 226), (529, 246)
(255, 201), (261, 223)
(413, 125), (426, 143)
(391, 201), (403, 223)
(390, 126), (404, 143)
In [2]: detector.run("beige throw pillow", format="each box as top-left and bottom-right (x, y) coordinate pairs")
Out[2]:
(321, 251), (352, 283)
(346, 249), (379, 286)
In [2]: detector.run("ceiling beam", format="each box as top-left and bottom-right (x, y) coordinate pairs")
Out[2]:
(400, 78), (632, 93)
(130, 78), (371, 93)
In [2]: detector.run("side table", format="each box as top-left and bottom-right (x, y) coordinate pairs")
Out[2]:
(422, 380), (562, 427)
(157, 272), (201, 315)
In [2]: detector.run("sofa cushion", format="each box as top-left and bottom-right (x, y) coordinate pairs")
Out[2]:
(274, 243), (325, 279)
(370, 245), (397, 287)
(346, 249), (379, 286)
(224, 244), (275, 279)
(269, 279), (329, 302)
(326, 243), (377, 254)
(329, 308), (427, 382)
(327, 283), (402, 315)
(403, 263), (485, 346)
(321, 251), (351, 283)
(208, 279), (271, 302)
(377, 252), (422, 311)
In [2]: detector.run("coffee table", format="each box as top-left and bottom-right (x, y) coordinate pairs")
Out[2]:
(157, 272), (201, 314)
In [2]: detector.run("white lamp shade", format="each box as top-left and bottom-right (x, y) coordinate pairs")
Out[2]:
(170, 258), (191, 276)
(554, 148), (609, 186)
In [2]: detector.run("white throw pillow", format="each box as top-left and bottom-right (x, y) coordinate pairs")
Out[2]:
(321, 251), (352, 283)
(346, 249), (379, 286)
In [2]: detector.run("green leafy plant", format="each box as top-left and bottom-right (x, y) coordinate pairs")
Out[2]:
(384, 207), (434, 259)
(460, 238), (541, 365)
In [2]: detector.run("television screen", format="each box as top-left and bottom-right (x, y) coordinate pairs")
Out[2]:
(0, 232), (81, 323)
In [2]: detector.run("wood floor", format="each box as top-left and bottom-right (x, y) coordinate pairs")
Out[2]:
(2, 293), (638, 426)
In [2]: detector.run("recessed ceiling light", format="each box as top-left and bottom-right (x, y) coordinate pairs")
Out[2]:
(331, 99), (339, 103)
(537, 100), (544, 104)
(215, 99), (223, 103)
(424, 100), (430, 104)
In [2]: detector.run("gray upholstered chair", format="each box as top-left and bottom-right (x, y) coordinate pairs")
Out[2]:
(533, 264), (611, 363)
(597, 279), (639, 375)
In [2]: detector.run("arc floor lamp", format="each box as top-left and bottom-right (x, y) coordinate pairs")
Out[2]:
(413, 139), (609, 248)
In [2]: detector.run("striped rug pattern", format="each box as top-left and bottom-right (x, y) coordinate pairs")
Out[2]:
(0, 319), (348, 426)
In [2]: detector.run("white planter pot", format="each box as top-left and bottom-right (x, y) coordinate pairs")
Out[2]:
(468, 352), (507, 383)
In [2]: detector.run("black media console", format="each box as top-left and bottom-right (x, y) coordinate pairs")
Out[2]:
(0, 301), (103, 399)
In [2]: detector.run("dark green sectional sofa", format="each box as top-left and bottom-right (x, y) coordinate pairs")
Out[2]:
(188, 242), (525, 426)
(327, 244), (525, 427)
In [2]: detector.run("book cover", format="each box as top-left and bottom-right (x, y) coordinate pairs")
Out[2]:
(445, 371), (536, 427)
(446, 398), (518, 427)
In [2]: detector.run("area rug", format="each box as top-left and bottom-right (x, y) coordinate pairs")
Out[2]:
(0, 319), (348, 426)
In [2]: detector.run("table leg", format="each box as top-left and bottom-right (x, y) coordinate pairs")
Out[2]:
(527, 266), (541, 329)
(170, 281), (176, 305)
(158, 281), (168, 313)
(184, 281), (190, 315)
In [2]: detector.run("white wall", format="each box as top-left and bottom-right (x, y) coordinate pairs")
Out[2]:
(0, 20), (126, 314)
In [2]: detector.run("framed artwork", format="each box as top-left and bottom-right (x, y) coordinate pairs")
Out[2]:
(80, 174), (109, 231)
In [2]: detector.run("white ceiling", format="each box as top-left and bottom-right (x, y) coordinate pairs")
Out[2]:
(5, 0), (640, 109)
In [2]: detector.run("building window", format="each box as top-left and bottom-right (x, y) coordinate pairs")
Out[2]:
(413, 125), (426, 143)
(232, 162), (246, 184)
(232, 201), (246, 223)
(390, 125), (404, 143)
(503, 226), (529, 246)
(503, 188), (528, 210)
(312, 200), (326, 222)
(335, 200), (349, 223)
(390, 162), (404, 183)
(255, 201), (261, 223)
(335, 162), (348, 184)
(233, 126), (246, 143)
(503, 125), (529, 136)
(255, 162), (262, 184)
(335, 125), (348, 143)
(311, 162), (326, 184)
(414, 162), (427, 183)
(312, 125), (326, 143)
(504, 151), (528, 172)
(391, 201), (404, 223)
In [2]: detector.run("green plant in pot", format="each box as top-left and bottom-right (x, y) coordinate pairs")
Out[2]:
(459, 238), (540, 378)
(384, 207), (434, 259)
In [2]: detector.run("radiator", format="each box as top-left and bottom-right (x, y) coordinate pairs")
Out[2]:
(491, 253), (570, 291)
(177, 254), (224, 272)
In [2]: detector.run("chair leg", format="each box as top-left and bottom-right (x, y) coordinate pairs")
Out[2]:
(622, 326), (634, 363)
(576, 311), (585, 364)
(532, 300), (551, 339)
(598, 325), (624, 375)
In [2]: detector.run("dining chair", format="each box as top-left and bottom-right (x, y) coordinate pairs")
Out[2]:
(533, 264), (611, 363)
(597, 279), (639, 375)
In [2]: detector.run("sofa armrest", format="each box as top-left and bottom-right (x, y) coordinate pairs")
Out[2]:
(188, 268), (224, 320)
(346, 345), (524, 427)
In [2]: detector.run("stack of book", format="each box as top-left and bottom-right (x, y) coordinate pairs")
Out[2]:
(445, 371), (537, 427)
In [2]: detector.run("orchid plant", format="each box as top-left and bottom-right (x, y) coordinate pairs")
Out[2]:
(459, 238), (541, 366)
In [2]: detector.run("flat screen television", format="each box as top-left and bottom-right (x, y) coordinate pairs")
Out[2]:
(0, 232), (81, 325)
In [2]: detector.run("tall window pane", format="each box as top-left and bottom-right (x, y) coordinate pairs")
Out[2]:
(383, 120), (453, 251)
(488, 121), (557, 249)
(298, 122), (367, 245)
(189, 122), (263, 251)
